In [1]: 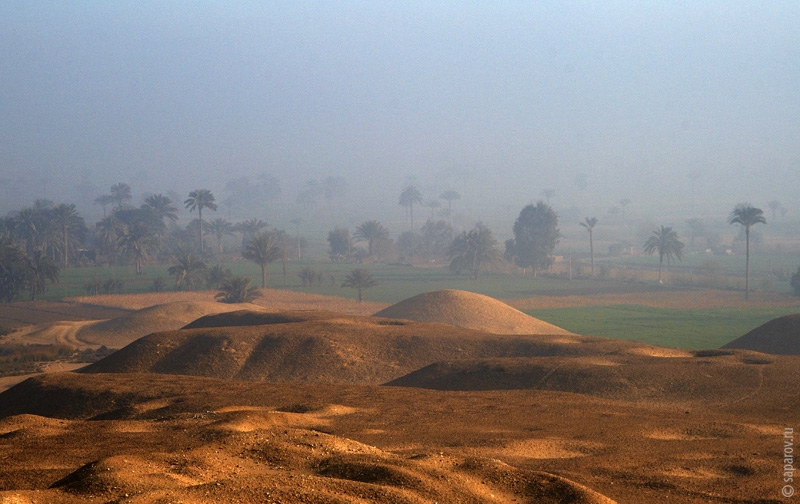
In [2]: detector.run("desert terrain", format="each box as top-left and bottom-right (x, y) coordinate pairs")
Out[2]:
(0, 289), (797, 503)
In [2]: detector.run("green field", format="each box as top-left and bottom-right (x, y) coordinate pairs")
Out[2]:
(525, 305), (799, 349)
(41, 261), (800, 351)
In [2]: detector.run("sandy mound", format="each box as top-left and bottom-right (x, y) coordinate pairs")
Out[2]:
(386, 350), (800, 403)
(722, 313), (800, 355)
(0, 371), (792, 503)
(2, 301), (266, 352)
(374, 289), (573, 335)
(80, 310), (639, 385)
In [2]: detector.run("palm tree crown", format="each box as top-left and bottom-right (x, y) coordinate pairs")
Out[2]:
(399, 186), (423, 230)
(643, 225), (684, 284)
(185, 189), (217, 251)
(447, 223), (500, 279)
(143, 194), (178, 223)
(215, 276), (261, 303)
(341, 268), (378, 303)
(242, 233), (282, 288)
(353, 220), (389, 258)
(728, 203), (766, 300)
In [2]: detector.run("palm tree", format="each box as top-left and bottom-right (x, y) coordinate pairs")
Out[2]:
(0, 237), (29, 302)
(728, 203), (766, 300)
(439, 190), (460, 225)
(93, 194), (115, 218)
(205, 263), (233, 289)
(168, 252), (207, 290)
(341, 268), (378, 303)
(184, 189), (217, 251)
(110, 183), (132, 211)
(12, 206), (45, 255)
(26, 250), (59, 300)
(235, 218), (268, 249)
(399, 185), (423, 230)
(447, 223), (500, 279)
(49, 203), (85, 269)
(118, 222), (156, 275)
(215, 276), (261, 303)
(205, 218), (234, 254)
(353, 220), (389, 258)
(142, 194), (179, 224)
(643, 226), (685, 284)
(767, 200), (783, 221)
(579, 217), (598, 277)
(242, 233), (282, 288)
(424, 200), (441, 219)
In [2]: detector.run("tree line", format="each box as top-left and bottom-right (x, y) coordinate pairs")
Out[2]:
(0, 180), (775, 303)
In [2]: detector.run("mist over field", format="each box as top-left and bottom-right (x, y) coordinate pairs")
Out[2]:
(2, 1), (799, 242)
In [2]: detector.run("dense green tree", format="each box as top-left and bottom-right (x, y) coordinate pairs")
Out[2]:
(243, 233), (282, 288)
(447, 223), (500, 279)
(508, 202), (561, 277)
(26, 250), (59, 300)
(643, 226), (684, 284)
(399, 185), (423, 230)
(205, 218), (235, 254)
(215, 276), (261, 303)
(353, 220), (389, 258)
(419, 219), (454, 261)
(341, 268), (378, 303)
(728, 203), (766, 300)
(327, 227), (352, 261)
(184, 189), (217, 251)
(579, 217), (598, 277)
(0, 237), (29, 302)
(168, 252), (207, 290)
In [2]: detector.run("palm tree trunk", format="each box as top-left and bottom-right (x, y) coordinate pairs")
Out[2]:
(589, 231), (594, 277)
(745, 228), (750, 300)
(658, 258), (663, 283)
(198, 208), (204, 251)
(357, 287), (363, 303)
(261, 265), (267, 289)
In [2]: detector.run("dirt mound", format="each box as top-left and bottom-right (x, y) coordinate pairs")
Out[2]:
(0, 371), (792, 503)
(2, 301), (267, 352)
(386, 350), (800, 403)
(181, 309), (345, 329)
(722, 313), (800, 355)
(81, 310), (635, 384)
(76, 301), (265, 348)
(374, 289), (573, 335)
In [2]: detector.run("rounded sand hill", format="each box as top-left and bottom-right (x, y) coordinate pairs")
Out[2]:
(373, 289), (572, 335)
(722, 313), (800, 355)
(81, 309), (648, 385)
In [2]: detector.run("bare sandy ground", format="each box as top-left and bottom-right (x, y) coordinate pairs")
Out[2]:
(0, 289), (797, 502)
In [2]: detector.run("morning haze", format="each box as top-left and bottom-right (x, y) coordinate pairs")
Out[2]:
(1, 1), (798, 232)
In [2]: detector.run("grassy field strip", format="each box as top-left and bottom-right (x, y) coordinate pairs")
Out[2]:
(525, 305), (800, 349)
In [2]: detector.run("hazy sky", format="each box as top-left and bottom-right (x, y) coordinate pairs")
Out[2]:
(1, 1), (799, 222)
